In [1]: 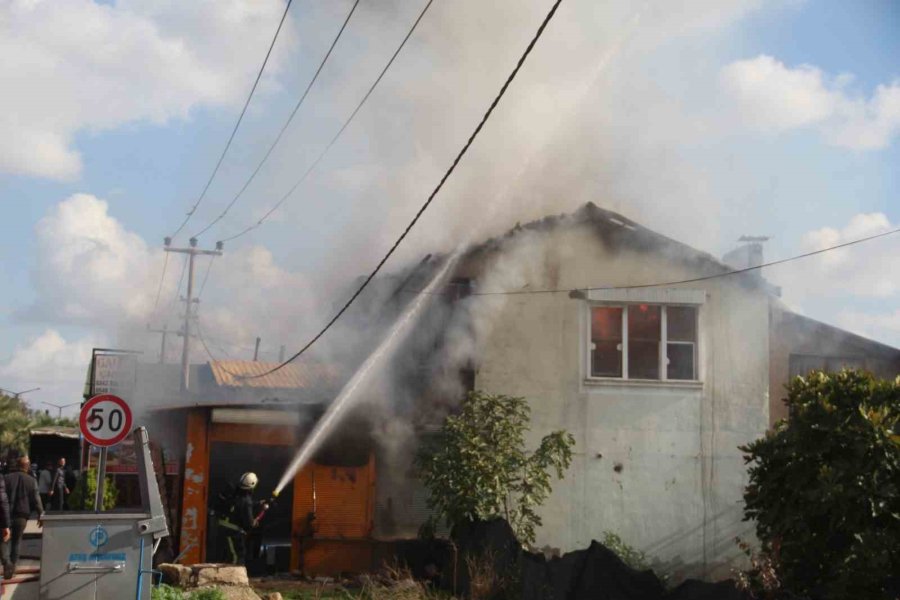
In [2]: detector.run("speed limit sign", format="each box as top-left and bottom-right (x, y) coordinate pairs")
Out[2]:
(80, 394), (133, 447)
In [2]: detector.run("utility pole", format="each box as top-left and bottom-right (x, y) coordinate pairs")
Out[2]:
(253, 337), (261, 361)
(146, 324), (170, 364)
(164, 237), (223, 392)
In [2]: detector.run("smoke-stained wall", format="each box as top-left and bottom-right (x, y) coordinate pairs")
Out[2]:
(458, 216), (769, 579)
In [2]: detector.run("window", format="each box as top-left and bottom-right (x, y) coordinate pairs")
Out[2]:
(589, 304), (698, 381)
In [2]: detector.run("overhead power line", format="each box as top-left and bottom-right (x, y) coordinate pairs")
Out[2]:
(167, 0), (295, 241)
(242, 0), (566, 379)
(219, 0), (436, 243)
(166, 254), (190, 321)
(192, 0), (362, 239)
(152, 251), (170, 311)
(197, 255), (217, 300)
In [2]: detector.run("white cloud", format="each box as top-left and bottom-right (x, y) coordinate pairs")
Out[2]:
(720, 55), (900, 150)
(776, 212), (900, 302)
(0, 329), (101, 410)
(0, 329), (98, 384)
(0, 0), (294, 180)
(32, 193), (159, 323)
(27, 193), (320, 368)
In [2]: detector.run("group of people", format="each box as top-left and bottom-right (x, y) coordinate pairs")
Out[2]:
(0, 456), (45, 580)
(37, 458), (73, 511)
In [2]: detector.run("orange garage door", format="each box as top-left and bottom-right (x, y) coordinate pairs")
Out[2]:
(291, 454), (375, 574)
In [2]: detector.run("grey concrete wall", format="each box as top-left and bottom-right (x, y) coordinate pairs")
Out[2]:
(471, 225), (769, 579)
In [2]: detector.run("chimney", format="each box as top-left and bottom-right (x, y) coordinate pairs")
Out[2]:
(722, 235), (770, 276)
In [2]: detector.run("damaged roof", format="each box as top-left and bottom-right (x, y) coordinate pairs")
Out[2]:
(30, 426), (80, 439)
(209, 359), (340, 390)
(457, 202), (776, 293)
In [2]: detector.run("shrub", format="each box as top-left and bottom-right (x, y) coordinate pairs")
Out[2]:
(740, 370), (900, 599)
(151, 586), (226, 600)
(152, 585), (186, 600)
(417, 390), (575, 546)
(68, 466), (118, 511)
(601, 531), (650, 572)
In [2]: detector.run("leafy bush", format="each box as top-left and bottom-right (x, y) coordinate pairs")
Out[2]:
(68, 467), (118, 511)
(417, 390), (575, 546)
(601, 531), (650, 572)
(152, 585), (186, 600)
(733, 537), (784, 600)
(740, 370), (900, 599)
(151, 585), (225, 600)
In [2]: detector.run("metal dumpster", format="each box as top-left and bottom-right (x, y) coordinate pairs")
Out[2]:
(38, 427), (169, 600)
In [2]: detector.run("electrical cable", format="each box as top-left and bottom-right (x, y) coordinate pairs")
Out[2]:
(192, 0), (362, 239)
(468, 224), (900, 296)
(219, 0), (436, 243)
(170, 255), (189, 307)
(152, 252), (170, 311)
(167, 0), (295, 240)
(165, 255), (190, 325)
(241, 0), (565, 378)
(197, 255), (217, 300)
(194, 316), (229, 362)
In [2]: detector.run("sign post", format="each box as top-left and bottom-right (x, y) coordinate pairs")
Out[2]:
(80, 394), (133, 511)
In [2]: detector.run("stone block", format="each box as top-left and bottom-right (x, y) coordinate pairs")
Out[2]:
(158, 563), (192, 588)
(196, 586), (262, 600)
(195, 564), (250, 587)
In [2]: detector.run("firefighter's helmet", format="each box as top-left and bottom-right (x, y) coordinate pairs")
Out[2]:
(238, 472), (258, 491)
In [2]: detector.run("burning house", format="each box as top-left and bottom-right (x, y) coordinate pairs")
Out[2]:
(86, 202), (900, 579)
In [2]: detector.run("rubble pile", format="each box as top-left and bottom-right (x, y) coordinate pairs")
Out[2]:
(438, 518), (749, 600)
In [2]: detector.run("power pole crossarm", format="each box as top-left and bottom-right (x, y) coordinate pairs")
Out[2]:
(164, 237), (223, 392)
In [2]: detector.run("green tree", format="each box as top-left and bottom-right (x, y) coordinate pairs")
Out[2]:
(417, 390), (575, 546)
(68, 467), (118, 511)
(741, 370), (900, 599)
(0, 393), (80, 458)
(0, 394), (35, 456)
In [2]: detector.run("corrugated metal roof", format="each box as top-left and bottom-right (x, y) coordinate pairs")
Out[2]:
(209, 360), (339, 390)
(30, 426), (80, 439)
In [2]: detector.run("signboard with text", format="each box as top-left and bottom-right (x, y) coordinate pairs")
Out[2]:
(88, 349), (138, 401)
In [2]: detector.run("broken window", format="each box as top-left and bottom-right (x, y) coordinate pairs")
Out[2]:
(589, 304), (698, 381)
(628, 304), (661, 379)
(591, 307), (623, 377)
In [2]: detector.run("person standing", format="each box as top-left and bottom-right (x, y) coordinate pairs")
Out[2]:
(0, 475), (10, 548)
(217, 472), (262, 565)
(2, 457), (43, 580)
(0, 475), (8, 589)
(37, 462), (52, 510)
(48, 458), (69, 511)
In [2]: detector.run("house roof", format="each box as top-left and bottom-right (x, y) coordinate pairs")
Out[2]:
(457, 202), (773, 292)
(208, 359), (340, 390)
(30, 426), (80, 439)
(776, 305), (900, 357)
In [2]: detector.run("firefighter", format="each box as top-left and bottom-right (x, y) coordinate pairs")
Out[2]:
(217, 472), (259, 565)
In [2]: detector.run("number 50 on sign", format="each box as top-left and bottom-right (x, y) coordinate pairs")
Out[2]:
(80, 394), (133, 447)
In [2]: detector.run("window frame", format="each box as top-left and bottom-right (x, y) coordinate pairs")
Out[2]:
(585, 302), (700, 383)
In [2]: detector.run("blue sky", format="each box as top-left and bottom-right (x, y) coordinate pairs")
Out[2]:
(1, 0), (898, 411)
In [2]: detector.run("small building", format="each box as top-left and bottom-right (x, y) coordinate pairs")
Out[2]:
(88, 202), (900, 580)
(29, 426), (80, 473)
